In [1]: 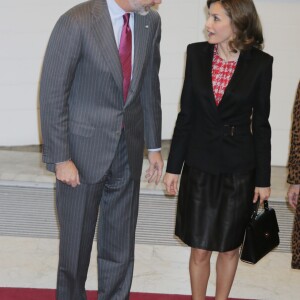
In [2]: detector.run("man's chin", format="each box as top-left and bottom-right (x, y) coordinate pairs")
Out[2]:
(137, 10), (149, 16)
(136, 6), (151, 16)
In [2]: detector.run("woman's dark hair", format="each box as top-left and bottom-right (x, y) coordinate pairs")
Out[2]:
(207, 0), (264, 51)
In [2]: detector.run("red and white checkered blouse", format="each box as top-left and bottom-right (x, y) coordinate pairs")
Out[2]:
(212, 45), (238, 106)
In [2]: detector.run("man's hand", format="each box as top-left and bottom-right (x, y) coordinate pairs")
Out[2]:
(287, 184), (300, 209)
(163, 172), (179, 196)
(253, 187), (271, 204)
(145, 151), (164, 184)
(55, 160), (80, 188)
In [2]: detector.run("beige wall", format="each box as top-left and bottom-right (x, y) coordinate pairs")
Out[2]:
(0, 0), (299, 166)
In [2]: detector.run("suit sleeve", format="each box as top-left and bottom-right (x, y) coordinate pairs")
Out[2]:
(287, 81), (300, 184)
(39, 13), (81, 170)
(140, 14), (162, 150)
(166, 45), (194, 174)
(252, 56), (273, 187)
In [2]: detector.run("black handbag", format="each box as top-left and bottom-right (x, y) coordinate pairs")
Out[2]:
(240, 199), (280, 264)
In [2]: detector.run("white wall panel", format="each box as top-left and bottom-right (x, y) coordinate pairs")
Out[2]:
(0, 33), (49, 60)
(0, 110), (40, 145)
(159, 52), (186, 80)
(272, 129), (290, 167)
(161, 103), (180, 140)
(0, 59), (41, 85)
(160, 78), (184, 105)
(0, 84), (39, 110)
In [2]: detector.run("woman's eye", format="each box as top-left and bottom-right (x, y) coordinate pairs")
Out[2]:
(214, 16), (219, 21)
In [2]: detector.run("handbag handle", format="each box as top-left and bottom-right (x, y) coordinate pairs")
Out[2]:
(251, 197), (269, 219)
(263, 199), (269, 210)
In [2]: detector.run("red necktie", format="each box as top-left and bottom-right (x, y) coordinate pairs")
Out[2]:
(119, 13), (132, 102)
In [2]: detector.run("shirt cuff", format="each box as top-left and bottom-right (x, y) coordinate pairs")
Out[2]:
(148, 148), (161, 152)
(56, 159), (71, 164)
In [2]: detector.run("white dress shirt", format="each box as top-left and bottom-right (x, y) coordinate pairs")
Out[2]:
(107, 0), (135, 67)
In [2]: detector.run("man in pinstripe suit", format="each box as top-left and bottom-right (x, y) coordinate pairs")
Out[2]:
(40, 0), (163, 299)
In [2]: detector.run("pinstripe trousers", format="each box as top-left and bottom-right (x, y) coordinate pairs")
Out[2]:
(55, 132), (140, 300)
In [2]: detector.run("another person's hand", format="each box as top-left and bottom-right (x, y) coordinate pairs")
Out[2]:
(253, 187), (271, 204)
(55, 160), (80, 188)
(145, 151), (164, 184)
(287, 184), (300, 209)
(163, 172), (179, 196)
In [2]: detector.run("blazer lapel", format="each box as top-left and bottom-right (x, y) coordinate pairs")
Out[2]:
(91, 0), (123, 91)
(218, 49), (252, 109)
(125, 13), (150, 105)
(199, 43), (218, 112)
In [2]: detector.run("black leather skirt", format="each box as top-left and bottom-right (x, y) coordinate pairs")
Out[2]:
(175, 164), (255, 252)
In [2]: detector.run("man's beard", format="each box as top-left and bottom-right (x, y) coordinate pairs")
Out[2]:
(129, 0), (151, 15)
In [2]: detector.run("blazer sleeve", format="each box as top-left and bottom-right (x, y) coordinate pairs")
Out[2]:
(252, 55), (273, 187)
(140, 13), (162, 150)
(288, 81), (300, 184)
(39, 13), (82, 169)
(166, 45), (194, 174)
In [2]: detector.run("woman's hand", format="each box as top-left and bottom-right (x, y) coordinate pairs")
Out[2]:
(163, 172), (179, 196)
(253, 187), (271, 204)
(287, 184), (300, 209)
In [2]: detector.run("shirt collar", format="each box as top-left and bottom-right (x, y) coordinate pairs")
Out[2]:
(107, 0), (127, 18)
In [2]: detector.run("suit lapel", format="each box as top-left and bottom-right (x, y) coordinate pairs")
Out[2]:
(125, 13), (150, 105)
(91, 0), (123, 92)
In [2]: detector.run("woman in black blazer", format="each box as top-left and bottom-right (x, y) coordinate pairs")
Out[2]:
(164, 0), (273, 298)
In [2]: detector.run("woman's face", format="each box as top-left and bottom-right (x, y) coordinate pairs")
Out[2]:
(205, 1), (235, 47)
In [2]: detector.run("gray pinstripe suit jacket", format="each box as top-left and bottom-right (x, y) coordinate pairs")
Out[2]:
(40, 0), (162, 183)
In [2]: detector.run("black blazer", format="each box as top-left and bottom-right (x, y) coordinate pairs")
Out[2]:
(166, 42), (273, 187)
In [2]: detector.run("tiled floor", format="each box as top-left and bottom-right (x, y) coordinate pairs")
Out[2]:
(1, 236), (299, 299)
(0, 149), (299, 299)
